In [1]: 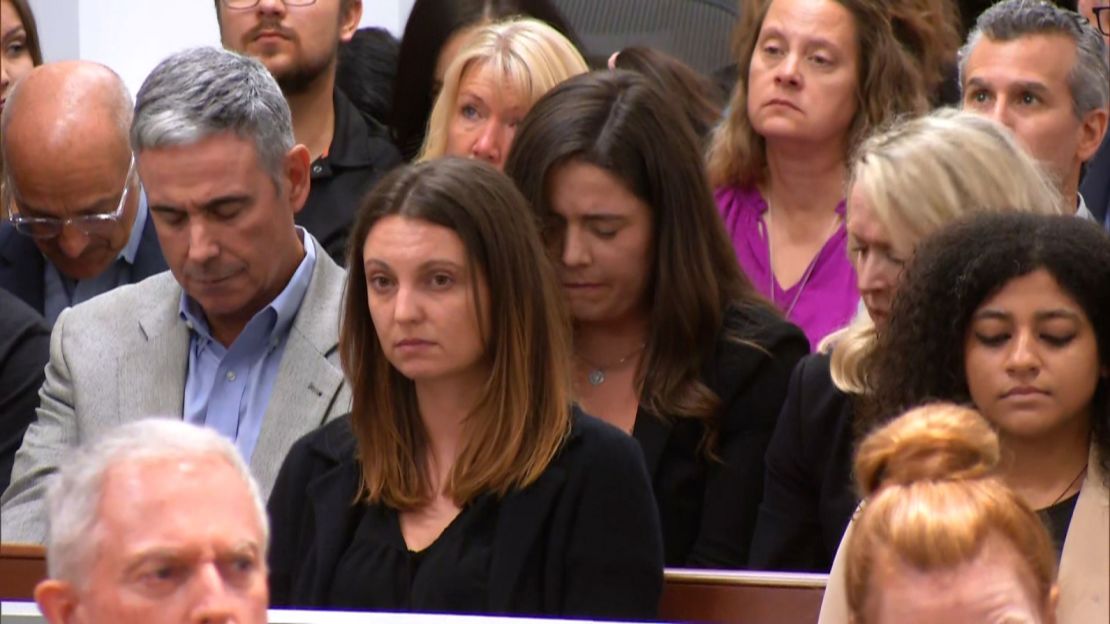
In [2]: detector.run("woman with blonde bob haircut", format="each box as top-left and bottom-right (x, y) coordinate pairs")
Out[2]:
(844, 403), (1059, 623)
(417, 17), (587, 170)
(266, 158), (663, 616)
(750, 110), (1065, 573)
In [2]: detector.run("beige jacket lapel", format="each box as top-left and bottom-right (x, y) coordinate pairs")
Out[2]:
(1056, 446), (1110, 623)
(249, 237), (351, 499)
(117, 274), (189, 420)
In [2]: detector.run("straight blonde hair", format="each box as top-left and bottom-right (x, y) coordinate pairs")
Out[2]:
(417, 17), (587, 162)
(825, 109), (1066, 395)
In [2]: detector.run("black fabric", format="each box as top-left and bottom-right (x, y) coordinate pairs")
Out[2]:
(1081, 133), (1110, 229)
(1039, 491), (1079, 562)
(748, 352), (859, 572)
(327, 493), (497, 611)
(0, 209), (167, 317)
(267, 408), (663, 620)
(296, 90), (402, 265)
(0, 288), (49, 493)
(632, 304), (808, 568)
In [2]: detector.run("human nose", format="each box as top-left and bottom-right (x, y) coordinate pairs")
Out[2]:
(393, 282), (424, 324)
(561, 225), (591, 268)
(470, 121), (505, 168)
(856, 253), (892, 294)
(255, 0), (288, 15)
(773, 52), (803, 88)
(1, 58), (10, 91)
(1005, 329), (1041, 377)
(186, 220), (220, 266)
(188, 563), (237, 624)
(982, 98), (1016, 131)
(56, 224), (92, 259)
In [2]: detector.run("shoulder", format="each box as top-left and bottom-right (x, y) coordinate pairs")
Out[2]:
(59, 272), (178, 329)
(290, 415), (357, 468)
(713, 185), (763, 213)
(0, 288), (47, 340)
(558, 408), (645, 470)
(711, 305), (809, 385)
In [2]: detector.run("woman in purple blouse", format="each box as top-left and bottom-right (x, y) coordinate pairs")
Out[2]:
(706, 0), (959, 348)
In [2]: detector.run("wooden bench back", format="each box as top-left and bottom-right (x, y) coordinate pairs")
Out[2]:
(660, 568), (828, 624)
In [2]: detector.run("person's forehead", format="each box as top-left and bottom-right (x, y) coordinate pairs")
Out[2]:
(966, 33), (1078, 86)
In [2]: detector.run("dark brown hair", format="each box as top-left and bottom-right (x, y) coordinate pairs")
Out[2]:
(342, 157), (573, 509)
(612, 46), (726, 143)
(505, 70), (779, 440)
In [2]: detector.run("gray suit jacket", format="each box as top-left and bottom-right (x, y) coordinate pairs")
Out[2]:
(0, 235), (351, 544)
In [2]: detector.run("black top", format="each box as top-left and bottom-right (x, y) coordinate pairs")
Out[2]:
(748, 352), (859, 572)
(267, 408), (663, 620)
(0, 288), (49, 493)
(1039, 492), (1079, 562)
(328, 493), (498, 611)
(632, 304), (808, 568)
(1080, 133), (1109, 227)
(296, 90), (402, 265)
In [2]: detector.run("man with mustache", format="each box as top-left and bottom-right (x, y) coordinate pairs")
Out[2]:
(215, 0), (401, 264)
(0, 47), (350, 544)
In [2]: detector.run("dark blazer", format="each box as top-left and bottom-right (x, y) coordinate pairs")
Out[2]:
(267, 408), (664, 620)
(0, 288), (49, 494)
(748, 352), (858, 572)
(0, 209), (167, 316)
(1081, 134), (1109, 230)
(632, 305), (808, 568)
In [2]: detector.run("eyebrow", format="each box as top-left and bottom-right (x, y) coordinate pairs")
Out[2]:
(758, 26), (841, 50)
(15, 197), (117, 218)
(364, 259), (465, 272)
(1, 25), (25, 42)
(149, 194), (251, 215)
(972, 309), (1082, 322)
(965, 77), (1051, 96)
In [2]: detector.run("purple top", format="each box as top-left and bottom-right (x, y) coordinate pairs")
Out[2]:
(715, 185), (858, 350)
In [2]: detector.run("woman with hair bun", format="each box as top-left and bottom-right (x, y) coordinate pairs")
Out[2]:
(844, 403), (1059, 624)
(820, 212), (1110, 624)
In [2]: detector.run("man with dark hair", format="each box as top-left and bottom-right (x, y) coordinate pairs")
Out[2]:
(1078, 0), (1110, 230)
(959, 0), (1109, 221)
(215, 0), (401, 263)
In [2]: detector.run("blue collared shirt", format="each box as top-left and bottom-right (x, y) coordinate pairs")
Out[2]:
(180, 229), (317, 462)
(43, 194), (149, 325)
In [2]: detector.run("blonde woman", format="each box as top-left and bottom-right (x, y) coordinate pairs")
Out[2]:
(749, 109), (1066, 572)
(843, 403), (1060, 623)
(417, 17), (587, 170)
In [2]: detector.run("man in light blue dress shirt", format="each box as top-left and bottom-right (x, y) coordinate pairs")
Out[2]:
(1, 47), (351, 544)
(0, 62), (167, 322)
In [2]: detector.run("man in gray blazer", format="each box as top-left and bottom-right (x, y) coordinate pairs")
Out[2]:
(1, 47), (351, 543)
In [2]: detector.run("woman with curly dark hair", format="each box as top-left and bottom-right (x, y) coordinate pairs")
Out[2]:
(820, 212), (1110, 624)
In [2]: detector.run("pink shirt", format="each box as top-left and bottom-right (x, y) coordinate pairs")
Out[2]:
(715, 184), (858, 350)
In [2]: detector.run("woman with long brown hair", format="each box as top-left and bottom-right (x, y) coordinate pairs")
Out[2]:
(506, 70), (809, 568)
(266, 157), (663, 617)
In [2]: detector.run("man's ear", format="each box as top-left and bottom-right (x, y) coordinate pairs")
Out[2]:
(339, 0), (362, 43)
(284, 144), (312, 215)
(1077, 106), (1109, 163)
(35, 579), (80, 624)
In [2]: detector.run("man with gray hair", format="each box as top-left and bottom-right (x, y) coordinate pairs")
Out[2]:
(959, 0), (1109, 224)
(1, 47), (350, 543)
(33, 419), (269, 624)
(0, 61), (167, 323)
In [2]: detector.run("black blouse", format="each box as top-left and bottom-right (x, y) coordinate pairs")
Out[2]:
(328, 494), (498, 611)
(1039, 492), (1079, 562)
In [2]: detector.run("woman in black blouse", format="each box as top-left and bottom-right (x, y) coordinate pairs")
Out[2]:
(266, 157), (663, 618)
(504, 71), (809, 568)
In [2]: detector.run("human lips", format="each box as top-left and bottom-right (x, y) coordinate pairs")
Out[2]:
(1001, 385), (1050, 399)
(765, 98), (802, 112)
(395, 338), (436, 351)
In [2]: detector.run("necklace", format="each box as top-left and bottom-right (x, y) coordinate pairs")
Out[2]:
(1048, 462), (1087, 507)
(763, 198), (842, 319)
(578, 343), (645, 386)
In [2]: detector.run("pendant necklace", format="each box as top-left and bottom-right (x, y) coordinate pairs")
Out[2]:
(1047, 462), (1087, 507)
(579, 343), (646, 386)
(764, 198), (841, 319)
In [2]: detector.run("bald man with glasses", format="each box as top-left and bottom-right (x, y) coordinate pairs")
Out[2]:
(0, 61), (166, 324)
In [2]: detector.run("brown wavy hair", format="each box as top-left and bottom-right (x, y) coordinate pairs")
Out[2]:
(706, 0), (960, 188)
(505, 70), (779, 446)
(341, 157), (573, 509)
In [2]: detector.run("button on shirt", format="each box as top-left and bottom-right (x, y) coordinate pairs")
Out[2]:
(181, 230), (317, 461)
(43, 195), (150, 325)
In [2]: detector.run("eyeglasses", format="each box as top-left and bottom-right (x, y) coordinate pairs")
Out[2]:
(6, 155), (137, 241)
(222, 0), (317, 8)
(1094, 7), (1110, 37)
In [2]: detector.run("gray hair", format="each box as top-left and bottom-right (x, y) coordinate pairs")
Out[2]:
(44, 418), (269, 587)
(958, 0), (1110, 119)
(130, 46), (294, 186)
